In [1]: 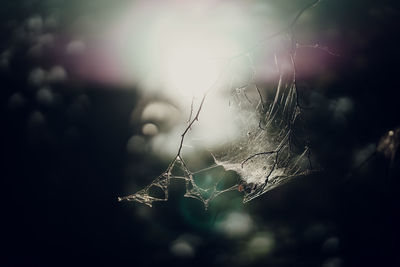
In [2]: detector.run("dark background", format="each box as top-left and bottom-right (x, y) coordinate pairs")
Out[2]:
(1, 0), (400, 266)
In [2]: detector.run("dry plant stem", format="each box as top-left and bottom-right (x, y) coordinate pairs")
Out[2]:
(187, 97), (194, 124)
(176, 56), (231, 157)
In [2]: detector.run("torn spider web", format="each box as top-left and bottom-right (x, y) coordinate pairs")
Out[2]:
(119, 2), (321, 209)
(118, 49), (314, 208)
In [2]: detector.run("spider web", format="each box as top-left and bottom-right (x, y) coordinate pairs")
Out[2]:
(118, 0), (322, 209)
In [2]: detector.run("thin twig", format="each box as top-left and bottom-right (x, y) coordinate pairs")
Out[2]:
(176, 62), (228, 157)
(255, 83), (266, 111)
(241, 151), (277, 168)
(188, 97), (194, 123)
(296, 43), (340, 56)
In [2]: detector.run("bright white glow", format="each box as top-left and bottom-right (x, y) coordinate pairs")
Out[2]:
(102, 1), (275, 155)
(161, 37), (221, 99)
(141, 9), (242, 102)
(107, 1), (257, 98)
